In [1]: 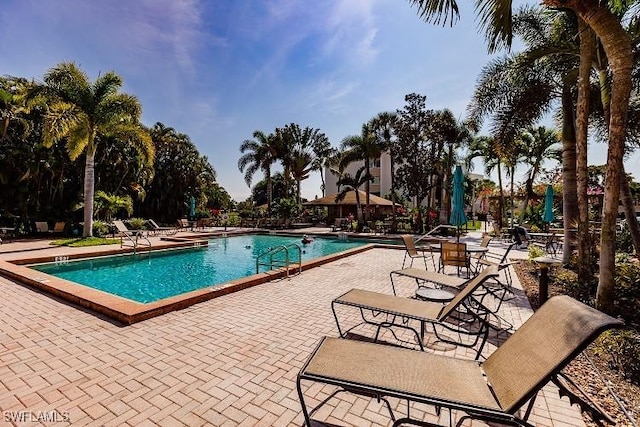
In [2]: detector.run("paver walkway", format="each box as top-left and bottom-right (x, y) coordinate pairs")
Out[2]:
(0, 231), (583, 426)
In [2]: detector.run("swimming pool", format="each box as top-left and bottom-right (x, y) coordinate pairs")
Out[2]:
(32, 234), (366, 303)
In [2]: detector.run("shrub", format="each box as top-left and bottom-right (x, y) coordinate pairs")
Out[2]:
(615, 224), (634, 254)
(553, 269), (594, 302)
(528, 244), (545, 260)
(613, 260), (640, 324)
(127, 217), (147, 230)
(594, 329), (640, 385)
(92, 220), (109, 237)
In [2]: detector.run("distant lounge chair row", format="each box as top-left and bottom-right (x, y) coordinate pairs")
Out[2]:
(35, 221), (66, 234)
(296, 242), (623, 426)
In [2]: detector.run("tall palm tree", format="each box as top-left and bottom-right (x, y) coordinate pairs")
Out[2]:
(340, 123), (384, 222)
(408, 0), (638, 314)
(238, 130), (278, 209)
(289, 147), (314, 204)
(371, 112), (398, 224)
(466, 7), (581, 265)
(34, 62), (153, 237)
(335, 166), (374, 229)
(518, 126), (561, 213)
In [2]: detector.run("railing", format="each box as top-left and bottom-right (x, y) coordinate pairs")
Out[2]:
(415, 224), (460, 243)
(256, 243), (302, 277)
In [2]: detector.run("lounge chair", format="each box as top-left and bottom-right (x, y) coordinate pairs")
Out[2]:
(52, 221), (66, 234)
(35, 221), (49, 233)
(298, 295), (623, 427)
(112, 220), (150, 250)
(469, 233), (492, 273)
(332, 266), (499, 357)
(401, 234), (436, 270)
(147, 219), (177, 236)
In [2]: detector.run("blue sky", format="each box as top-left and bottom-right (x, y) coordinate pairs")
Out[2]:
(2, 0), (637, 201)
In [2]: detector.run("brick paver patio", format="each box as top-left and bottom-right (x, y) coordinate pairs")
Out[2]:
(0, 232), (585, 426)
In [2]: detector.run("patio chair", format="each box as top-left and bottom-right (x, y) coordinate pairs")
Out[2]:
(35, 221), (49, 233)
(298, 295), (623, 427)
(474, 242), (519, 313)
(112, 220), (151, 250)
(401, 234), (436, 270)
(332, 266), (499, 357)
(469, 233), (492, 274)
(147, 219), (178, 236)
(439, 241), (471, 277)
(52, 221), (66, 234)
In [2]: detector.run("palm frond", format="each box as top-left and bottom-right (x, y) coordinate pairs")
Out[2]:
(42, 102), (84, 146)
(475, 0), (514, 53)
(407, 0), (460, 27)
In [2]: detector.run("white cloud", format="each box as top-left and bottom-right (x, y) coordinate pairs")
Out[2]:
(321, 0), (379, 66)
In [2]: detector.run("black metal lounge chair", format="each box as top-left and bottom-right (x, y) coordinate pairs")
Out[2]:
(298, 295), (623, 427)
(332, 266), (500, 357)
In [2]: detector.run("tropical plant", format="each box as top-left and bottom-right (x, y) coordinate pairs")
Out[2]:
(370, 111), (398, 223)
(339, 123), (384, 222)
(238, 130), (278, 209)
(335, 166), (373, 230)
(94, 190), (133, 222)
(33, 62), (153, 237)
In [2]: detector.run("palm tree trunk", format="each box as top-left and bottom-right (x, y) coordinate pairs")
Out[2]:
(83, 151), (96, 237)
(365, 159), (370, 222)
(575, 18), (594, 283)
(497, 161), (505, 228)
(546, 0), (634, 316)
(390, 148), (397, 226)
(266, 171), (272, 210)
(585, 8), (633, 313)
(561, 81), (578, 265)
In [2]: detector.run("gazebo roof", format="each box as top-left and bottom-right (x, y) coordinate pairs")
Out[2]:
(303, 190), (395, 206)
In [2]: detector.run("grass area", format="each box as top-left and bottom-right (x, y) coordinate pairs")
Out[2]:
(51, 237), (119, 247)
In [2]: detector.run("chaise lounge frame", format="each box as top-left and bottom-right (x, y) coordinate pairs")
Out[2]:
(332, 266), (499, 357)
(298, 295), (623, 427)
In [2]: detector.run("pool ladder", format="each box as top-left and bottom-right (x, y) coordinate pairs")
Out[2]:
(256, 243), (302, 277)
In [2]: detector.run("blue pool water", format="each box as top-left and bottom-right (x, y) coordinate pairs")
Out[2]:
(32, 234), (366, 303)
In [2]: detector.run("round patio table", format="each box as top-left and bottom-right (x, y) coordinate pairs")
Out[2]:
(415, 288), (455, 304)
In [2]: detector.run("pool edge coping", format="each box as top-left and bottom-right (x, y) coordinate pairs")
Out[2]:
(0, 234), (396, 325)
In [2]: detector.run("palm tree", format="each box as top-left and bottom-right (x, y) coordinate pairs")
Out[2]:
(466, 7), (584, 265)
(371, 111), (398, 224)
(34, 62), (153, 237)
(518, 126), (561, 213)
(289, 147), (314, 204)
(335, 166), (374, 230)
(466, 136), (506, 226)
(238, 130), (278, 209)
(408, 0), (638, 314)
(340, 123), (384, 222)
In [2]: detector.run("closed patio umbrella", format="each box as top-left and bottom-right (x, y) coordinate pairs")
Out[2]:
(189, 196), (196, 220)
(543, 184), (555, 227)
(449, 165), (467, 241)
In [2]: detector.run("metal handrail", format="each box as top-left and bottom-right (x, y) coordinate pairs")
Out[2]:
(256, 243), (302, 277)
(415, 224), (460, 243)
